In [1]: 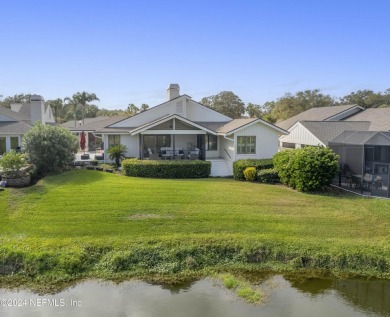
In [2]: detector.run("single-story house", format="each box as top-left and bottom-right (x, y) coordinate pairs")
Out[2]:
(276, 104), (364, 131)
(69, 84), (288, 176)
(279, 121), (371, 149)
(0, 95), (54, 155)
(63, 115), (126, 152)
(276, 104), (390, 198)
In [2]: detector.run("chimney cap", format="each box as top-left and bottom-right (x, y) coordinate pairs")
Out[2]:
(167, 84), (180, 90)
(30, 94), (44, 102)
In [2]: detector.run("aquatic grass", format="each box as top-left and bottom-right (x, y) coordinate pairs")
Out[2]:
(220, 273), (263, 304)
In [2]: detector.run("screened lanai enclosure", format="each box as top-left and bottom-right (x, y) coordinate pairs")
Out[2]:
(329, 131), (390, 198)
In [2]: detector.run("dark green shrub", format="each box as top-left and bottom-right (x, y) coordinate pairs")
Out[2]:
(243, 167), (257, 181)
(22, 123), (78, 174)
(257, 168), (280, 183)
(273, 146), (339, 192)
(122, 159), (211, 178)
(233, 159), (273, 180)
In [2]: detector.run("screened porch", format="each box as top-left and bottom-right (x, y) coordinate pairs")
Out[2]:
(329, 131), (390, 198)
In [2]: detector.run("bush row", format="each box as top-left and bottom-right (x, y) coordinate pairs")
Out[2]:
(0, 243), (388, 278)
(233, 159), (273, 180)
(122, 159), (211, 178)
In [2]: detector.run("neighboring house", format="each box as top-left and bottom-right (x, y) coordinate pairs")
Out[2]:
(276, 104), (364, 131)
(277, 105), (365, 149)
(73, 84), (288, 176)
(62, 115), (126, 151)
(276, 104), (390, 198)
(0, 95), (54, 155)
(279, 121), (371, 149)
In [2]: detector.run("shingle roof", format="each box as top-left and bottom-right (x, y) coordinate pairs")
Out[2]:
(0, 106), (30, 121)
(65, 115), (126, 131)
(61, 116), (111, 128)
(345, 108), (390, 131)
(276, 105), (361, 130)
(299, 121), (371, 145)
(0, 121), (31, 134)
(215, 118), (258, 133)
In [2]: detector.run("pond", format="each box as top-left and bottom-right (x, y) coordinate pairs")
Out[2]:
(1, 275), (389, 317)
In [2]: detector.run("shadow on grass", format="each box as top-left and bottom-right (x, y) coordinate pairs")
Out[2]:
(42, 169), (109, 186)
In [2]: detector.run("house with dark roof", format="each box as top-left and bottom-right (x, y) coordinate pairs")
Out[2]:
(66, 84), (288, 176)
(275, 104), (364, 131)
(0, 95), (55, 155)
(276, 104), (366, 150)
(279, 121), (371, 149)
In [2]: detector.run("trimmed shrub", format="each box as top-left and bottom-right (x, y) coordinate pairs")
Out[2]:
(122, 159), (211, 178)
(273, 146), (339, 192)
(257, 168), (279, 183)
(233, 159), (273, 180)
(243, 167), (257, 181)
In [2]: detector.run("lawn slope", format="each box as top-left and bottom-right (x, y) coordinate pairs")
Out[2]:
(0, 169), (389, 287)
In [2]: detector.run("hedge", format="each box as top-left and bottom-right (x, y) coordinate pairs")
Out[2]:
(122, 159), (211, 178)
(257, 168), (280, 183)
(233, 159), (273, 180)
(273, 146), (339, 192)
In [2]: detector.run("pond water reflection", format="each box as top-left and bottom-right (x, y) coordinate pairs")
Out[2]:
(1, 275), (389, 317)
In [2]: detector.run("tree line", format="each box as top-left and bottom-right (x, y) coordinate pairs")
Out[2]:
(1, 88), (389, 124)
(0, 93), (149, 123)
(201, 88), (390, 122)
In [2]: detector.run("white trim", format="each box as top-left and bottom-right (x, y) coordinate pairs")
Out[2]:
(130, 114), (217, 136)
(279, 122), (325, 147)
(221, 119), (289, 136)
(141, 130), (206, 135)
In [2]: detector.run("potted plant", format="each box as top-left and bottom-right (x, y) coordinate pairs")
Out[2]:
(90, 159), (99, 166)
(0, 151), (31, 187)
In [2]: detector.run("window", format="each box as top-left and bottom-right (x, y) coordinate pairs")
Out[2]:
(237, 136), (256, 154)
(108, 135), (121, 148)
(206, 134), (218, 151)
(0, 137), (5, 155)
(282, 142), (295, 149)
(10, 137), (19, 150)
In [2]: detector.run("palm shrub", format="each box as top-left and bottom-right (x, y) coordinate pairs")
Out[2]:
(273, 146), (339, 192)
(107, 144), (128, 166)
(22, 123), (78, 174)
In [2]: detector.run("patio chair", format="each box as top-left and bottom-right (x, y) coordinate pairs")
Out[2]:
(188, 148), (200, 160)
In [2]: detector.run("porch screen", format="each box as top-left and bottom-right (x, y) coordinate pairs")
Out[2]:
(143, 135), (171, 152)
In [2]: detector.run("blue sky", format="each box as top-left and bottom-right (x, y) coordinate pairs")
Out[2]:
(1, 0), (389, 109)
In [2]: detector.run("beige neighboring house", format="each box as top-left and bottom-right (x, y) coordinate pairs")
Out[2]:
(0, 95), (55, 155)
(64, 84), (288, 176)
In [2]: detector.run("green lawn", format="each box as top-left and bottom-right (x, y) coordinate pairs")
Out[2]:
(1, 169), (389, 282)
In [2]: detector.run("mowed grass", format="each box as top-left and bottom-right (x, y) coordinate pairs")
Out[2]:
(1, 169), (389, 253)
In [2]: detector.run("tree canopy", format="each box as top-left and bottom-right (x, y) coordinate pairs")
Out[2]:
(201, 91), (245, 119)
(2, 87), (390, 125)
